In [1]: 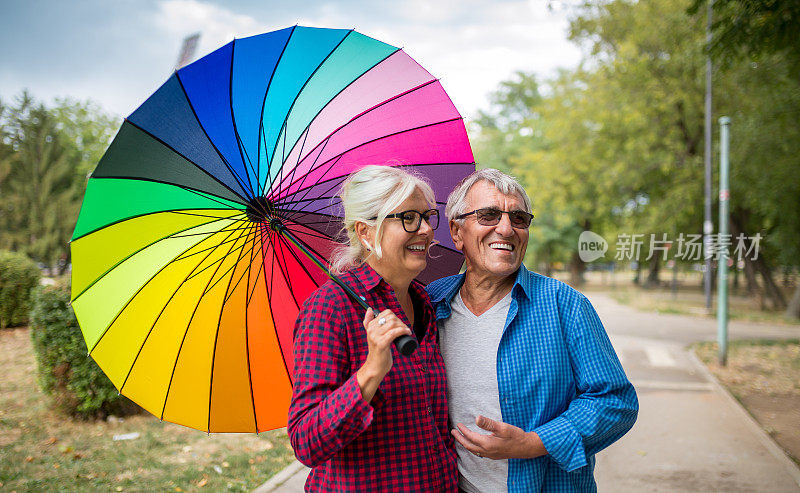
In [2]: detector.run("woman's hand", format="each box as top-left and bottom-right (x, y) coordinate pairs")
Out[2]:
(356, 308), (412, 402)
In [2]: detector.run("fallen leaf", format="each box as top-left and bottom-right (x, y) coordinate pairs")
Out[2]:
(44, 437), (58, 446)
(24, 456), (33, 463)
(222, 461), (229, 468)
(197, 476), (208, 488)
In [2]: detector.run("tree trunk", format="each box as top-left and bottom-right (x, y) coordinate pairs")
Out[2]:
(645, 254), (660, 288)
(730, 211), (785, 310)
(753, 255), (787, 310)
(786, 283), (800, 319)
(569, 251), (586, 286)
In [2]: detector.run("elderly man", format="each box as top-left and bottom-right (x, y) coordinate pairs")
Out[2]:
(427, 169), (638, 492)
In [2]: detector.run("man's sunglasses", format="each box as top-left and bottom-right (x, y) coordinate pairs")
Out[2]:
(371, 209), (440, 233)
(455, 208), (534, 229)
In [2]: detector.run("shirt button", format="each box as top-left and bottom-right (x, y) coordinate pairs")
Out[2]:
(427, 406), (432, 414)
(419, 365), (426, 373)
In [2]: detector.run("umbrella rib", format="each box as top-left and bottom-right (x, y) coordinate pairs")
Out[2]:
(186, 226), (256, 284)
(284, 224), (337, 244)
(175, 71), (256, 199)
(122, 119), (252, 204)
(203, 223), (259, 433)
(270, 77), (438, 194)
(169, 210), (250, 222)
(264, 29), (354, 197)
(276, 161), (475, 212)
(156, 224), (257, 424)
(256, 26), (298, 198)
(271, 48), (403, 197)
(268, 130), (338, 207)
(174, 224), (256, 260)
(272, 124), (311, 199)
(242, 225), (260, 433)
(71, 200), (244, 243)
(273, 153), (343, 221)
(274, 118), (465, 214)
(93, 219), (244, 363)
(228, 38), (262, 196)
(246, 226), (268, 305)
(260, 228), (292, 387)
(170, 221), (254, 241)
(219, 235), (262, 304)
(72, 214), (243, 304)
(201, 227), (260, 296)
(278, 184), (342, 222)
(279, 230), (328, 293)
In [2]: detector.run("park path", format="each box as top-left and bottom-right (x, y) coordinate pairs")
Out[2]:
(257, 292), (800, 492)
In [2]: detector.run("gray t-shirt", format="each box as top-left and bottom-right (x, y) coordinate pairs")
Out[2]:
(439, 289), (513, 493)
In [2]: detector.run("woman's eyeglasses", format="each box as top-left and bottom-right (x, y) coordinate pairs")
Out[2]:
(455, 208), (533, 229)
(372, 209), (440, 233)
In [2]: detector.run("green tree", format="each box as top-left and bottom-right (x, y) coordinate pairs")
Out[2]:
(0, 93), (116, 273)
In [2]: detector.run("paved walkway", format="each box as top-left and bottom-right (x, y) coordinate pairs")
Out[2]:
(257, 292), (800, 492)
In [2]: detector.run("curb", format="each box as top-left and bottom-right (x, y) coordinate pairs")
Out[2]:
(253, 460), (308, 492)
(687, 348), (800, 488)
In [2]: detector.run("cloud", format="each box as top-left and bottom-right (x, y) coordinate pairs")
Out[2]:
(153, 0), (267, 62)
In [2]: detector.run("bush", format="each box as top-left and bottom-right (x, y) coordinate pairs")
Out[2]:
(29, 284), (139, 419)
(0, 250), (41, 328)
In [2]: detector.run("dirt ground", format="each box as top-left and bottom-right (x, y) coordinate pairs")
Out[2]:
(0, 327), (294, 492)
(694, 340), (800, 465)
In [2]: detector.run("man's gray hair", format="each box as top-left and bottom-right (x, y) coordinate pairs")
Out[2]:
(445, 168), (532, 222)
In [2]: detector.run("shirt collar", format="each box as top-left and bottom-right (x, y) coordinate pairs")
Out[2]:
(349, 262), (383, 291)
(430, 264), (534, 305)
(513, 264), (535, 300)
(347, 262), (432, 307)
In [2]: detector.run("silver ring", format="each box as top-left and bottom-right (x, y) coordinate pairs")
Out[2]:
(378, 317), (386, 325)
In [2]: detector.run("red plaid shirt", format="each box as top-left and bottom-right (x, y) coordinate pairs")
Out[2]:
(288, 263), (458, 492)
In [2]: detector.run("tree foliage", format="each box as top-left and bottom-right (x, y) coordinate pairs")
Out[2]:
(470, 0), (799, 306)
(0, 92), (117, 273)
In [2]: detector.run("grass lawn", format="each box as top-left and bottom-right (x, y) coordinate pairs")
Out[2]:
(694, 339), (800, 466)
(0, 327), (295, 492)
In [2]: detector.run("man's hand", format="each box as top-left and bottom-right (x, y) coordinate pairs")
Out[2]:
(451, 415), (548, 460)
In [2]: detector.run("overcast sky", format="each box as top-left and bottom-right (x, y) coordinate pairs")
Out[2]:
(0, 0), (583, 120)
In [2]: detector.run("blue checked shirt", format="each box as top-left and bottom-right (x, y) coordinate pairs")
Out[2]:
(427, 265), (638, 492)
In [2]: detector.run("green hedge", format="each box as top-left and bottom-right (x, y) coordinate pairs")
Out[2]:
(0, 250), (41, 328)
(29, 284), (139, 419)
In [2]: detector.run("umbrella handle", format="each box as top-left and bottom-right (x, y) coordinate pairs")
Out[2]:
(271, 219), (418, 356)
(338, 285), (419, 357)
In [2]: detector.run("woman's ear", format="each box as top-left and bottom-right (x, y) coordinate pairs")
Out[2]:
(355, 221), (374, 251)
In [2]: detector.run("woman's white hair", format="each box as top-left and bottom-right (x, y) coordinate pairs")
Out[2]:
(329, 165), (436, 275)
(444, 168), (532, 223)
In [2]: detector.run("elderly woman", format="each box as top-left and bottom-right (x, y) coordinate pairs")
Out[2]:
(288, 165), (458, 492)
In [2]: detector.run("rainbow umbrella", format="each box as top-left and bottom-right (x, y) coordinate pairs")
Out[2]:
(70, 26), (474, 433)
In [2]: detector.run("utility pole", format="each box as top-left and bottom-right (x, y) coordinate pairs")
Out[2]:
(717, 116), (730, 366)
(704, 0), (714, 312)
(175, 33), (201, 71)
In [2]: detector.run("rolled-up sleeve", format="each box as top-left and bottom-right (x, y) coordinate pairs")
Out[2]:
(534, 295), (638, 472)
(287, 287), (385, 467)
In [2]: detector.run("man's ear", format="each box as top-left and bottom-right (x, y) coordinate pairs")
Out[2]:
(449, 219), (464, 251)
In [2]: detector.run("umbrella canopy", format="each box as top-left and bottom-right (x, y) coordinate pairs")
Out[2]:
(70, 26), (474, 433)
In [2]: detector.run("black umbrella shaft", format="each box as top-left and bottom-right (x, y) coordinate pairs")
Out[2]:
(270, 219), (418, 356)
